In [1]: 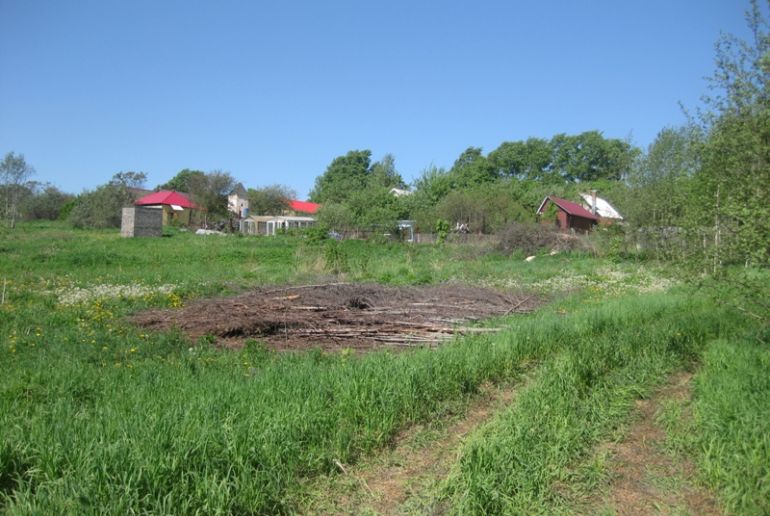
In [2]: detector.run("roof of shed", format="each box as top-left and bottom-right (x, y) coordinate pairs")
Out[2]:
(537, 196), (599, 221)
(579, 193), (623, 220)
(288, 200), (320, 214)
(135, 190), (198, 209)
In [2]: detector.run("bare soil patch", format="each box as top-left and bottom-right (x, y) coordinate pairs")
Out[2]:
(131, 283), (538, 351)
(592, 372), (721, 515)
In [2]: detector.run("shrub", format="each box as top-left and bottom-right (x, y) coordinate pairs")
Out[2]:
(496, 222), (590, 256)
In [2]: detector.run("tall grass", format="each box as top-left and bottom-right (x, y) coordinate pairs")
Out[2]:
(1, 287), (729, 513)
(443, 294), (736, 514)
(688, 335), (770, 515)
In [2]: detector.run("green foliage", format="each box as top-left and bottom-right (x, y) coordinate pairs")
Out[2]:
(0, 152), (35, 229)
(68, 172), (146, 229)
(322, 240), (349, 273)
(496, 222), (577, 256)
(688, 336), (770, 515)
(550, 131), (638, 182)
(435, 218), (450, 244)
(449, 147), (497, 187)
(435, 183), (530, 234)
(444, 294), (730, 514)
(246, 184), (295, 215)
(315, 202), (356, 233)
(158, 168), (205, 192)
(310, 151), (408, 232)
(690, 0), (770, 268)
(309, 150), (373, 204)
(21, 185), (74, 221)
(488, 137), (553, 180)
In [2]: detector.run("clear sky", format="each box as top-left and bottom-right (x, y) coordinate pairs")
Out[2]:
(0, 0), (754, 197)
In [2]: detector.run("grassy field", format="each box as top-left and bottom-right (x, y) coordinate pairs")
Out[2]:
(1, 222), (767, 514)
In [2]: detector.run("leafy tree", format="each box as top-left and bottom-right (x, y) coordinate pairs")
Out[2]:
(550, 131), (637, 182)
(158, 169), (205, 192)
(411, 165), (453, 206)
(310, 150), (372, 203)
(436, 182), (533, 234)
(22, 184), (75, 221)
(695, 0), (770, 269)
(315, 202), (356, 232)
(448, 147), (497, 187)
(69, 172), (146, 229)
(110, 171), (147, 189)
(488, 138), (553, 180)
(0, 152), (35, 228)
(247, 185), (296, 215)
(368, 153), (405, 189)
(625, 127), (700, 226)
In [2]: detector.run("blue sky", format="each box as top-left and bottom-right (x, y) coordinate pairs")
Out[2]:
(0, 0), (753, 197)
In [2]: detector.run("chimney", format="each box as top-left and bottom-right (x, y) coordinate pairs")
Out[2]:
(590, 190), (597, 216)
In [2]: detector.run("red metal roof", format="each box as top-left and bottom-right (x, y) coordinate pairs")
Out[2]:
(288, 200), (320, 214)
(538, 196), (599, 221)
(135, 190), (198, 209)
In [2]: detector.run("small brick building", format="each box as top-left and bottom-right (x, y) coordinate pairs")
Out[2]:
(121, 206), (163, 237)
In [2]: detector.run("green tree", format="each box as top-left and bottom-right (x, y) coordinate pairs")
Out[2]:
(448, 147), (497, 187)
(158, 169), (205, 192)
(368, 153), (405, 189)
(550, 131), (637, 182)
(22, 184), (75, 221)
(0, 152), (35, 228)
(247, 185), (296, 215)
(696, 0), (770, 269)
(196, 171), (236, 217)
(69, 172), (146, 229)
(315, 202), (356, 232)
(488, 138), (553, 180)
(309, 150), (372, 203)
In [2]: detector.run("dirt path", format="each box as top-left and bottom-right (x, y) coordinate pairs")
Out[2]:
(588, 371), (721, 515)
(301, 379), (527, 515)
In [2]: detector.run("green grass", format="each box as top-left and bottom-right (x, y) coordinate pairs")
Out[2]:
(442, 293), (733, 514)
(0, 222), (766, 513)
(686, 335), (770, 515)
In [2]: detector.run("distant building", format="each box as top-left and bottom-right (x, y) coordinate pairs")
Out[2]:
(285, 200), (321, 216)
(536, 195), (599, 233)
(240, 199), (320, 236)
(134, 190), (200, 226)
(228, 183), (249, 217)
(389, 188), (412, 197)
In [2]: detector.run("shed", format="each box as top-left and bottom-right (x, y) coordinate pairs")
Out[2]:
(241, 215), (316, 236)
(120, 206), (163, 237)
(537, 195), (599, 233)
(135, 190), (200, 226)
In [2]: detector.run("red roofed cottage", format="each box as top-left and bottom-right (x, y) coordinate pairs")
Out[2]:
(536, 195), (599, 233)
(135, 190), (200, 226)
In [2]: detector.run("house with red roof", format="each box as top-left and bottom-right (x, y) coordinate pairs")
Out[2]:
(134, 190), (201, 226)
(286, 200), (320, 216)
(536, 195), (599, 233)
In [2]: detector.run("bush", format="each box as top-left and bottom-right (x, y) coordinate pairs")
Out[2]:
(496, 222), (590, 256)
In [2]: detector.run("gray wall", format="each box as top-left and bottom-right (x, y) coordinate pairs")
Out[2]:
(121, 207), (163, 237)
